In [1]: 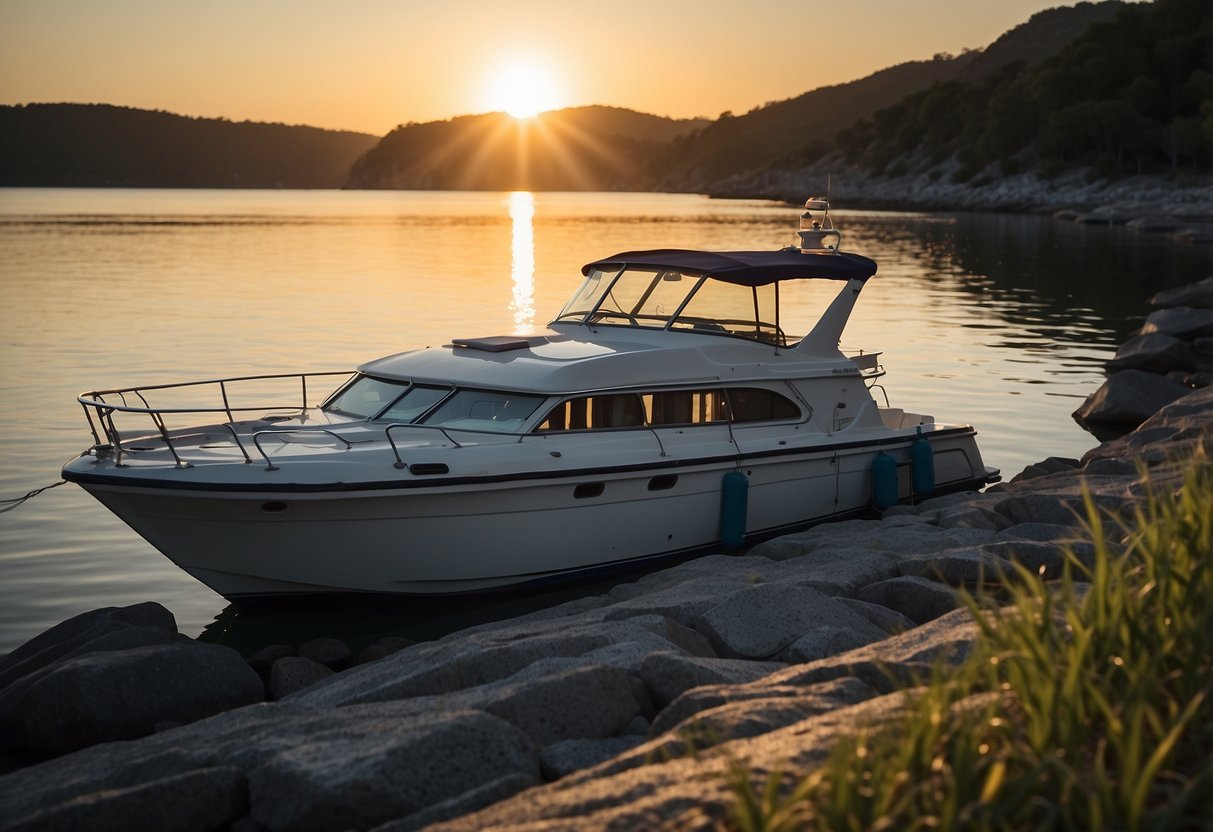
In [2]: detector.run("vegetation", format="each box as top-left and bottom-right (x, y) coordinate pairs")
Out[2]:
(0, 104), (378, 188)
(837, 0), (1213, 180)
(728, 457), (1213, 831)
(346, 106), (708, 191)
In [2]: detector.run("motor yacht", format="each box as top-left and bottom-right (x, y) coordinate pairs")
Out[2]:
(63, 199), (999, 599)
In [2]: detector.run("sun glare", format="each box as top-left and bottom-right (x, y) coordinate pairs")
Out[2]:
(487, 62), (561, 120)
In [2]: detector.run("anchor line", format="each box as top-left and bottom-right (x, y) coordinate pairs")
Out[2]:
(0, 480), (66, 514)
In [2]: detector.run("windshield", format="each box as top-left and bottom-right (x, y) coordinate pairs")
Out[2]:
(552, 266), (783, 344)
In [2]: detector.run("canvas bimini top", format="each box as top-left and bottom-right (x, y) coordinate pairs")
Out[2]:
(580, 248), (878, 285)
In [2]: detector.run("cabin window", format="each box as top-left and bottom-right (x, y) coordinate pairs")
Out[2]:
(726, 388), (801, 423)
(534, 386), (801, 433)
(323, 375), (408, 419)
(537, 393), (646, 431)
(644, 390), (729, 425)
(378, 385), (451, 424)
(420, 390), (546, 433)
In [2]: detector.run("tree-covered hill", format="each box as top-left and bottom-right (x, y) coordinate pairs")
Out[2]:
(345, 106), (709, 191)
(649, 1), (1124, 191)
(0, 104), (378, 188)
(833, 0), (1211, 181)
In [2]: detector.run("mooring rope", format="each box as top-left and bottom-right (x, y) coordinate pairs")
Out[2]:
(0, 480), (67, 514)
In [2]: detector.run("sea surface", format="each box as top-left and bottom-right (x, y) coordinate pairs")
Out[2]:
(1, 188), (1208, 655)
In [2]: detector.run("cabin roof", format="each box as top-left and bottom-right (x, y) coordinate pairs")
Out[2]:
(581, 248), (878, 285)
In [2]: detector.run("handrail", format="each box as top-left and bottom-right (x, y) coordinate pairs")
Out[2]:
(77, 371), (353, 463)
(384, 423), (463, 468)
(252, 429), (353, 471)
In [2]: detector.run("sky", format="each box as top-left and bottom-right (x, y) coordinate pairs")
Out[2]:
(2, 0), (1088, 136)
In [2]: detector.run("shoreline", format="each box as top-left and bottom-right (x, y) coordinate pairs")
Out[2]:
(1, 278), (1211, 829)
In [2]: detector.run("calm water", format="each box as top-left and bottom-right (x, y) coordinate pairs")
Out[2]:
(1, 188), (1208, 655)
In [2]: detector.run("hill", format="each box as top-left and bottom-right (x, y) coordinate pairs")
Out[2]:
(345, 106), (709, 191)
(0, 104), (378, 188)
(650, 1), (1124, 191)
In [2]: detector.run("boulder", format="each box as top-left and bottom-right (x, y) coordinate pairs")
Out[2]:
(650, 675), (877, 739)
(372, 773), (536, 832)
(297, 637), (352, 670)
(0, 602), (177, 691)
(692, 583), (889, 660)
(1139, 306), (1213, 340)
(831, 597), (915, 635)
(0, 703), (540, 832)
(1150, 277), (1213, 309)
(637, 652), (784, 710)
(4, 766), (248, 832)
(855, 576), (959, 625)
(1073, 369), (1191, 429)
(0, 640), (264, 754)
(1106, 333), (1197, 374)
(268, 656), (335, 700)
(539, 736), (647, 781)
(245, 644), (296, 681)
(246, 710), (537, 831)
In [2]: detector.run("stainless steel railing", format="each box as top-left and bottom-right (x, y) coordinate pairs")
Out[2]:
(77, 371), (354, 468)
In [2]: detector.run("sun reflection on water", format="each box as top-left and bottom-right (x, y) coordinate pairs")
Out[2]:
(508, 191), (536, 332)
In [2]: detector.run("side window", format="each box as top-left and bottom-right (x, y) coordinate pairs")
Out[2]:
(644, 390), (728, 426)
(727, 388), (801, 423)
(537, 394), (646, 431)
(421, 390), (545, 433)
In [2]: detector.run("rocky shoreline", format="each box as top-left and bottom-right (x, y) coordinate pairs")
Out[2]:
(709, 157), (1213, 237)
(2, 281), (1212, 831)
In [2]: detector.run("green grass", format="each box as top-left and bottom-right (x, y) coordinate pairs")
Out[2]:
(728, 458), (1213, 831)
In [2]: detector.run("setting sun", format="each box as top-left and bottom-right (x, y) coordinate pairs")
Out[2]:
(486, 61), (562, 119)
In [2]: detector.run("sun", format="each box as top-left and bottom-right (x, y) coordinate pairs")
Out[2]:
(486, 61), (561, 120)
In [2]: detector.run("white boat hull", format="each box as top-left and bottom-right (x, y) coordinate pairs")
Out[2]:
(73, 429), (990, 598)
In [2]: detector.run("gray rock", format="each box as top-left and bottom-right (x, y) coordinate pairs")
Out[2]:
(1073, 369), (1192, 428)
(1149, 277), (1213, 309)
(657, 676), (880, 746)
(466, 661), (644, 746)
(247, 710), (538, 832)
(0, 640), (264, 753)
(896, 547), (1013, 584)
(637, 652), (784, 710)
(297, 637), (352, 669)
(935, 504), (1011, 530)
(992, 493), (1084, 526)
(981, 540), (1085, 578)
(0, 702), (541, 832)
(4, 766), (247, 832)
(246, 644), (296, 681)
(1106, 333), (1198, 373)
(832, 597), (916, 635)
(372, 772), (537, 832)
(621, 716), (650, 736)
(998, 521), (1081, 542)
(693, 583), (888, 660)
(1009, 456), (1081, 483)
(855, 576), (959, 625)
(780, 626), (884, 664)
(539, 736), (647, 780)
(267, 656), (335, 700)
(0, 601), (177, 691)
(1139, 305), (1213, 340)
(651, 675), (877, 739)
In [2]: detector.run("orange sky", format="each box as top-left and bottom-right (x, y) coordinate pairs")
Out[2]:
(2, 0), (1098, 136)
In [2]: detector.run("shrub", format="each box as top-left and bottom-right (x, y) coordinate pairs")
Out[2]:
(728, 458), (1213, 831)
